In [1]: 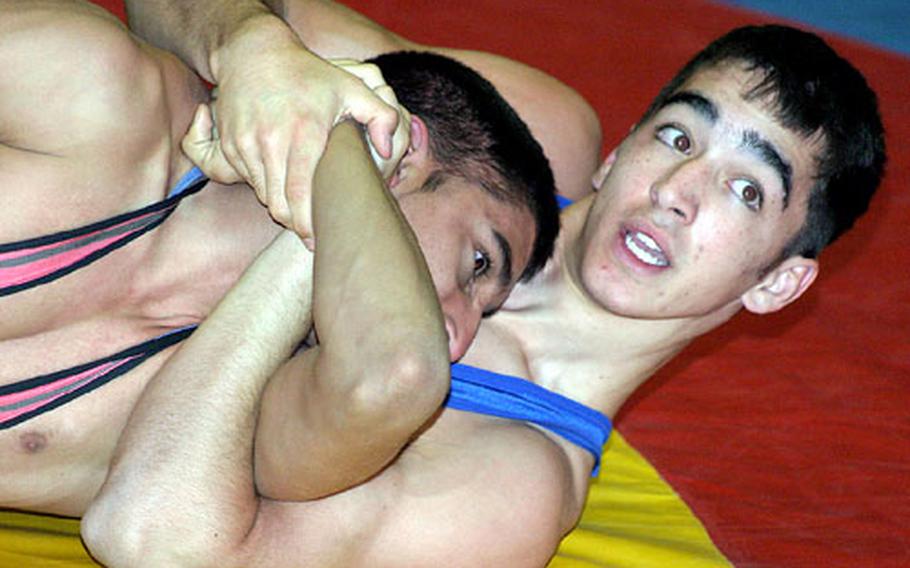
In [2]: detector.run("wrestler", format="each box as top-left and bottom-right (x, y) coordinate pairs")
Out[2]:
(0, 0), (557, 515)
(87, 3), (885, 565)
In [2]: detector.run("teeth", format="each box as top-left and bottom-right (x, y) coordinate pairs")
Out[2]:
(636, 231), (660, 251)
(625, 231), (669, 267)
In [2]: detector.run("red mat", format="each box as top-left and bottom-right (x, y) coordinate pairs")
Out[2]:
(97, 1), (910, 566)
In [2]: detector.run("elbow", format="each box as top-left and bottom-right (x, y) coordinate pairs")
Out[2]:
(82, 495), (214, 568)
(82, 497), (152, 568)
(351, 345), (450, 432)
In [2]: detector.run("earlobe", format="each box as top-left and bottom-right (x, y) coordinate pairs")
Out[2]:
(742, 257), (818, 314)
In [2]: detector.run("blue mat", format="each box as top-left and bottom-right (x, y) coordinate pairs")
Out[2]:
(718, 0), (910, 55)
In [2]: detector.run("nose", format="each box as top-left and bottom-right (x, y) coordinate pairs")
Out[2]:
(440, 294), (482, 362)
(649, 160), (702, 224)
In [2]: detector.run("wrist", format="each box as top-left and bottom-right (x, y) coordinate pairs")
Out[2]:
(209, 10), (302, 83)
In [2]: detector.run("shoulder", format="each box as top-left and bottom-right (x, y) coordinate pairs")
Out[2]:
(286, 0), (416, 60)
(0, 0), (167, 155)
(1, 1), (139, 79)
(371, 415), (585, 566)
(235, 415), (586, 566)
(427, 48), (602, 199)
(0, 0), (183, 241)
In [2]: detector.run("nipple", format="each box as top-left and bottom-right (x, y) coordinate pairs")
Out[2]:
(18, 431), (48, 454)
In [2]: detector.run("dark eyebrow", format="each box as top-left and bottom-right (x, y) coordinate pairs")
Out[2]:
(664, 91), (792, 209)
(741, 130), (792, 209)
(492, 229), (513, 289)
(661, 91), (719, 123)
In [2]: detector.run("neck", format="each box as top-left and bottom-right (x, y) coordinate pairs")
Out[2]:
(475, 196), (740, 418)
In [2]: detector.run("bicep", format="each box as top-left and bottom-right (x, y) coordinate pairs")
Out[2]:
(241, 458), (566, 568)
(252, 347), (321, 497)
(253, 342), (413, 501)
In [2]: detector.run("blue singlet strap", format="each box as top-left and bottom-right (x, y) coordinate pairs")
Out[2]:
(447, 363), (612, 476)
(168, 166), (207, 198)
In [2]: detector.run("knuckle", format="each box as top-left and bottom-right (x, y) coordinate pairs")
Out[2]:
(271, 205), (292, 226)
(360, 63), (381, 79)
(232, 132), (260, 157)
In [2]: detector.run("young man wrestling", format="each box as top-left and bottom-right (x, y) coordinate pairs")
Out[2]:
(87, 4), (886, 565)
(0, 0), (557, 514)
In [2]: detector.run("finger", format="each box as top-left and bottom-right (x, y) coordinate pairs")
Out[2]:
(371, 84), (400, 108)
(327, 58), (360, 68)
(235, 135), (268, 198)
(262, 141), (294, 228)
(349, 94), (400, 160)
(285, 132), (319, 240)
(212, 113), (254, 189)
(227, 122), (282, 220)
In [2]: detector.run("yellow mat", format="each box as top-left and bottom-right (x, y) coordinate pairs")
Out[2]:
(0, 432), (729, 567)
(550, 433), (730, 567)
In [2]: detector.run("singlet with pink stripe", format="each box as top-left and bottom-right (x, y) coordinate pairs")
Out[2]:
(0, 168), (207, 429)
(1, 168), (207, 297)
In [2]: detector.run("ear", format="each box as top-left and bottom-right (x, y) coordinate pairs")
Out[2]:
(388, 115), (430, 190)
(591, 148), (617, 191)
(741, 256), (819, 314)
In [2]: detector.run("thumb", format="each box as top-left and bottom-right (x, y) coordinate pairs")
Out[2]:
(183, 103), (215, 151)
(181, 104), (242, 184)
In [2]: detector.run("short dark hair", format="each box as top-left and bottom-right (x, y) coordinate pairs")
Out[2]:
(368, 51), (559, 281)
(639, 25), (886, 260)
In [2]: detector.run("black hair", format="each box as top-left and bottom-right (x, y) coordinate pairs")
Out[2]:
(639, 25), (886, 259)
(367, 51), (559, 281)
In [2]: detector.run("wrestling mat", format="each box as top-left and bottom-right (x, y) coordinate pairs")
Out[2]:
(2, 1), (907, 566)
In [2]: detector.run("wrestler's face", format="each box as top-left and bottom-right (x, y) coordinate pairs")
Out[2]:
(577, 63), (820, 321)
(393, 177), (534, 361)
(386, 115), (535, 361)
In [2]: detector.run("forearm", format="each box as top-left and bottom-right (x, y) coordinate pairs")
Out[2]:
(125, 0), (298, 83)
(254, 122), (449, 499)
(82, 230), (313, 567)
(312, 120), (448, 424)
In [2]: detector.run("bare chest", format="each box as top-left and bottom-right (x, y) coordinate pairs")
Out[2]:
(0, 330), (172, 516)
(0, 217), (218, 516)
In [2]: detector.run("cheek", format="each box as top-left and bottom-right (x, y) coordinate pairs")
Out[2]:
(417, 232), (462, 296)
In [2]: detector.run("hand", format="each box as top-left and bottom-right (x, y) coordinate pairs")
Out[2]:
(328, 58), (412, 181)
(182, 21), (401, 246)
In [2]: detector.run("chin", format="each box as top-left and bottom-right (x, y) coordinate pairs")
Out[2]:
(580, 277), (643, 317)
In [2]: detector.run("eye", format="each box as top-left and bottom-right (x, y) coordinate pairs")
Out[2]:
(473, 249), (491, 279)
(656, 125), (691, 154)
(729, 178), (763, 211)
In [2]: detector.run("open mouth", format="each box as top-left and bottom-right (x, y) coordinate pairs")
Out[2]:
(624, 230), (669, 267)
